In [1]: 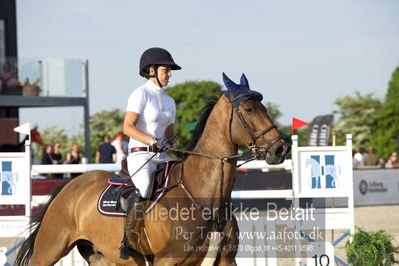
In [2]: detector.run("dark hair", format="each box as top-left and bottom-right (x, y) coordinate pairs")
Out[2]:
(141, 65), (154, 77)
(142, 64), (169, 79)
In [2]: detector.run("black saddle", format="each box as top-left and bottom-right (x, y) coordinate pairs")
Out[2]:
(97, 159), (180, 217)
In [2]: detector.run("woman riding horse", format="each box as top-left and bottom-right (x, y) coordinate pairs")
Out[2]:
(121, 47), (181, 256)
(15, 70), (289, 265)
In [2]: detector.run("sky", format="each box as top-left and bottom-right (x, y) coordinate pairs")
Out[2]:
(16, 0), (399, 136)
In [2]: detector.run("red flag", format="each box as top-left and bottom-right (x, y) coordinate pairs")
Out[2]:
(291, 118), (308, 135)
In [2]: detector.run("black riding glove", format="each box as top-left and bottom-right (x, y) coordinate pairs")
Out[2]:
(152, 138), (172, 152)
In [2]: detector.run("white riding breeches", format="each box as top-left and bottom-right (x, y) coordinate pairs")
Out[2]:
(127, 151), (172, 198)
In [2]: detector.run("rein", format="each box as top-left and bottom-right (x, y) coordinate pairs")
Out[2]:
(155, 149), (235, 230)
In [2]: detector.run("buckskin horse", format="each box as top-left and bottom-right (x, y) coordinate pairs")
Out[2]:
(15, 73), (289, 265)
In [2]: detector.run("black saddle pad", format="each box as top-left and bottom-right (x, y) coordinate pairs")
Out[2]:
(97, 161), (180, 217)
(97, 176), (134, 217)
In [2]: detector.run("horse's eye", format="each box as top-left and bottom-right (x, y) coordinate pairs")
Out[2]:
(244, 108), (253, 113)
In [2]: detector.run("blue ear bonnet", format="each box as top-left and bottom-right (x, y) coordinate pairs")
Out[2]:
(223, 72), (263, 106)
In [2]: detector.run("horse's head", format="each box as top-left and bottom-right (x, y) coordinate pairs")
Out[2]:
(31, 127), (45, 147)
(222, 73), (289, 164)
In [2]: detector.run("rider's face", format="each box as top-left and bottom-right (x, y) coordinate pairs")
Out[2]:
(150, 65), (172, 87)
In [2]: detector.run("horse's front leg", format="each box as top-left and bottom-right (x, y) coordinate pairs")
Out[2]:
(215, 216), (239, 266)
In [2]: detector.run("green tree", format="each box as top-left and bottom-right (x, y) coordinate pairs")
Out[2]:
(89, 109), (124, 160)
(34, 126), (86, 163)
(36, 109), (124, 163)
(332, 92), (382, 148)
(263, 102), (296, 146)
(370, 67), (399, 158)
(165, 81), (223, 147)
(264, 102), (282, 126)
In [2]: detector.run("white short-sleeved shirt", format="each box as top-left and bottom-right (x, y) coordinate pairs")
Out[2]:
(125, 80), (176, 149)
(354, 152), (366, 167)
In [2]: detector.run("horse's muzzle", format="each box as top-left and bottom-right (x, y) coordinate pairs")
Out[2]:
(265, 141), (290, 165)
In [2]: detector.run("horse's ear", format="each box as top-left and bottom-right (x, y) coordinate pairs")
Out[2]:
(240, 73), (249, 89)
(25, 77), (31, 86)
(222, 72), (238, 91)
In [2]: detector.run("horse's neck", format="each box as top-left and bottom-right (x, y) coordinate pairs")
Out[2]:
(182, 99), (237, 202)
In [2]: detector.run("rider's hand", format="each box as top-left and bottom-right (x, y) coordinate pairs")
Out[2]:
(151, 138), (172, 152)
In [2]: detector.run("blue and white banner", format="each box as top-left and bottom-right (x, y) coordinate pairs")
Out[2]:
(295, 147), (353, 198)
(0, 153), (30, 205)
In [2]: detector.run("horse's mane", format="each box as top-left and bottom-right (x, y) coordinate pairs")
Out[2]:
(183, 96), (220, 159)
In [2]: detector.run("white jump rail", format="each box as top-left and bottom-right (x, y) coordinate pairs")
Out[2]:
(31, 163), (121, 175)
(236, 159), (293, 171)
(31, 160), (292, 174)
(31, 160), (293, 201)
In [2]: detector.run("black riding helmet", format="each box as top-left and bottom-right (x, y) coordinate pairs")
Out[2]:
(139, 47), (181, 78)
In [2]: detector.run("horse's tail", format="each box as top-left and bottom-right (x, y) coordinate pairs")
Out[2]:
(14, 181), (69, 265)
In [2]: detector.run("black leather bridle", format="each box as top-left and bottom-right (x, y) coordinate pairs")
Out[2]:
(228, 92), (283, 160)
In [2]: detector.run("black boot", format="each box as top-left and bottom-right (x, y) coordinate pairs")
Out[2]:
(120, 189), (146, 259)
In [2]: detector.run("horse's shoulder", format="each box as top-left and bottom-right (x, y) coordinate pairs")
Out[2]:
(62, 170), (112, 188)
(82, 170), (113, 180)
(88, 169), (112, 175)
